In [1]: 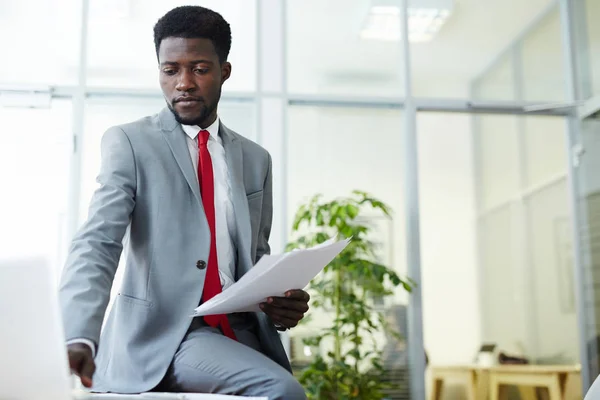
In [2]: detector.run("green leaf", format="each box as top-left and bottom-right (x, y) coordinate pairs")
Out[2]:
(346, 204), (359, 219)
(316, 209), (324, 226)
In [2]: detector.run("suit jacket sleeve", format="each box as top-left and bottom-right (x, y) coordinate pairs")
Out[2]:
(59, 127), (136, 345)
(255, 152), (273, 263)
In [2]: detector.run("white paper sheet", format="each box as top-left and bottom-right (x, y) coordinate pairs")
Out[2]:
(193, 237), (350, 317)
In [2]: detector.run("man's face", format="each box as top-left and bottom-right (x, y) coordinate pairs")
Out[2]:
(158, 37), (231, 127)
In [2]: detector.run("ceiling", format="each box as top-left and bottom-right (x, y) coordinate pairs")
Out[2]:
(1, 0), (560, 96)
(287, 0), (557, 97)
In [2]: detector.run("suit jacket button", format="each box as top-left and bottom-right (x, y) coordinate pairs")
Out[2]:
(196, 260), (207, 270)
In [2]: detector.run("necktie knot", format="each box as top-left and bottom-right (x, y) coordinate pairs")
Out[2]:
(198, 130), (210, 146)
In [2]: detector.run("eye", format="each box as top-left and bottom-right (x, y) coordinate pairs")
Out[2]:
(194, 68), (209, 74)
(162, 69), (177, 76)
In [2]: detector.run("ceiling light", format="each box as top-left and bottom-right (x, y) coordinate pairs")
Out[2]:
(360, 0), (454, 43)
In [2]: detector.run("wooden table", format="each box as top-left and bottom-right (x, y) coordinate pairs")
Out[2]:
(489, 364), (581, 400)
(429, 365), (489, 400)
(429, 364), (581, 400)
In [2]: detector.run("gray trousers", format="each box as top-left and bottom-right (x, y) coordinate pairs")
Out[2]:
(156, 314), (306, 400)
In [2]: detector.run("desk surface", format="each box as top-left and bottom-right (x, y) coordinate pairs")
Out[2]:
(430, 364), (581, 374)
(488, 365), (581, 374)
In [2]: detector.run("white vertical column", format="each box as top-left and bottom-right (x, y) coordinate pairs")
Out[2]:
(257, 0), (291, 356)
(260, 97), (286, 255)
(257, 0), (287, 254)
(66, 0), (90, 256)
(400, 0), (426, 399)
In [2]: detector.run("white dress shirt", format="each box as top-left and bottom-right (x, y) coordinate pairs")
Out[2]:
(181, 118), (237, 291)
(69, 117), (238, 357)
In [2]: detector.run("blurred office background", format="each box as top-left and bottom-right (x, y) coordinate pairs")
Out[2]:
(2, 0), (600, 398)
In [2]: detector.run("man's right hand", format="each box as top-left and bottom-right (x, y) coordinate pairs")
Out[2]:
(67, 343), (95, 388)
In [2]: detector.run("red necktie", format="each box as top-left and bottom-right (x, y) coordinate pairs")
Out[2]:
(197, 130), (237, 340)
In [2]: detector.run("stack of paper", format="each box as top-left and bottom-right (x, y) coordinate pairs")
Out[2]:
(193, 237), (350, 317)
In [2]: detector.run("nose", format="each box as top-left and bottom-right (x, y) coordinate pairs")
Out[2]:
(175, 69), (196, 92)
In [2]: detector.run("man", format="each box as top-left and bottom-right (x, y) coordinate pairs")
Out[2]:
(586, 375), (600, 400)
(59, 6), (308, 399)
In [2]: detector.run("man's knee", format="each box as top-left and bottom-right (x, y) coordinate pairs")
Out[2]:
(269, 374), (306, 400)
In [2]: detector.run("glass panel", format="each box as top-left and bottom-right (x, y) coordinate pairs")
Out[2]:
(524, 116), (567, 188)
(474, 53), (515, 101)
(418, 113), (574, 375)
(0, 0), (81, 85)
(574, 0), (600, 98)
(480, 205), (529, 355)
(526, 180), (579, 363)
(417, 113), (479, 366)
(0, 100), (72, 279)
(585, 0), (600, 98)
(286, 106), (408, 397)
(521, 8), (565, 102)
(477, 115), (520, 209)
(286, 0), (404, 97)
(574, 115), (600, 384)
(86, 0), (256, 92)
(411, 0), (556, 99)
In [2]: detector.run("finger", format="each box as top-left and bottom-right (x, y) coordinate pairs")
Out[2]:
(266, 297), (309, 313)
(261, 303), (304, 321)
(266, 308), (299, 328)
(271, 315), (299, 328)
(284, 289), (310, 302)
(68, 353), (83, 374)
(80, 358), (96, 388)
(260, 303), (304, 322)
(80, 375), (93, 389)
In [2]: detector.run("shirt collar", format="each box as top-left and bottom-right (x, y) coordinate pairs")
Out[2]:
(181, 117), (220, 142)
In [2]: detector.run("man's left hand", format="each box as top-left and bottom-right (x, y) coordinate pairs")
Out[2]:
(260, 289), (310, 331)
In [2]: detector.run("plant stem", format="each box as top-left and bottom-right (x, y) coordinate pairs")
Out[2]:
(355, 288), (367, 373)
(334, 268), (342, 363)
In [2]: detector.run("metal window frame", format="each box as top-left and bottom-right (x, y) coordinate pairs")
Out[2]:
(561, 0), (595, 393)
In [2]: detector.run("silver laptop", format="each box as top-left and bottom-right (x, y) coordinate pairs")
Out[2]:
(0, 257), (264, 400)
(0, 256), (77, 400)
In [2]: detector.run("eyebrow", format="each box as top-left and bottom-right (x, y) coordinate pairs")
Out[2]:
(160, 60), (215, 67)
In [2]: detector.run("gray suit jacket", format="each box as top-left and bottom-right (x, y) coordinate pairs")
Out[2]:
(59, 107), (289, 393)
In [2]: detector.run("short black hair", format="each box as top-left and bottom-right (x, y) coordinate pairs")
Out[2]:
(153, 6), (232, 64)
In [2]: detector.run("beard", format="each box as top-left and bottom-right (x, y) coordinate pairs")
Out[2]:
(166, 97), (218, 127)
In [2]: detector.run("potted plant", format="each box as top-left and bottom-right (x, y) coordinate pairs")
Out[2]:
(286, 191), (413, 399)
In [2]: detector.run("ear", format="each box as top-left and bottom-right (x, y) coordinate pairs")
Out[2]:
(221, 62), (232, 83)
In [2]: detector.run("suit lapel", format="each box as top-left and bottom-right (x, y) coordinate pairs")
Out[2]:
(158, 108), (202, 206)
(158, 109), (252, 276)
(220, 124), (253, 276)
